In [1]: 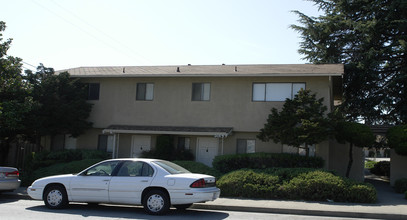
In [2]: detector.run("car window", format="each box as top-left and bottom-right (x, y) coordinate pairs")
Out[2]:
(153, 161), (191, 174)
(84, 161), (119, 176)
(117, 161), (154, 177)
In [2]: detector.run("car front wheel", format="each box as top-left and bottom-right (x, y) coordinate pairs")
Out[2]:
(44, 185), (68, 209)
(142, 189), (170, 215)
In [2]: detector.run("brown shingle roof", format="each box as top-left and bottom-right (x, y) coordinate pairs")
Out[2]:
(57, 64), (344, 78)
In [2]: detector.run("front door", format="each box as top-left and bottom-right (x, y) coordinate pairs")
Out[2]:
(131, 135), (151, 158)
(196, 137), (219, 167)
(69, 160), (120, 202)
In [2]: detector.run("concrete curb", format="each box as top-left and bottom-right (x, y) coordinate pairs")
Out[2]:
(192, 203), (407, 220)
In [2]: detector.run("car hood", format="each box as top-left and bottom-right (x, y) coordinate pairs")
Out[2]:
(31, 174), (75, 186)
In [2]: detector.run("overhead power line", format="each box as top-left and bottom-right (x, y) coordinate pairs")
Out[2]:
(32, 0), (152, 65)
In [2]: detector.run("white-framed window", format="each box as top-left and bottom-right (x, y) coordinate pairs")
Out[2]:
(192, 83), (210, 101)
(283, 144), (315, 157)
(136, 83), (154, 101)
(252, 83), (306, 101)
(177, 137), (190, 150)
(98, 135), (114, 153)
(237, 139), (256, 154)
(64, 134), (77, 150)
(86, 83), (100, 100)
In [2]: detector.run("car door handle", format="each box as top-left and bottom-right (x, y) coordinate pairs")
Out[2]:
(141, 180), (149, 182)
(103, 179), (110, 182)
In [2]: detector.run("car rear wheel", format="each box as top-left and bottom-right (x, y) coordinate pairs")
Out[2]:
(142, 189), (170, 215)
(44, 185), (68, 209)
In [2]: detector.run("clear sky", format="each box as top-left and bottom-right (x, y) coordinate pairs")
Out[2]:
(1, 0), (321, 71)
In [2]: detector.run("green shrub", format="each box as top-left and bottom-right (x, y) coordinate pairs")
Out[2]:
(346, 182), (377, 203)
(365, 160), (377, 169)
(172, 160), (222, 179)
(369, 161), (390, 177)
(394, 178), (407, 193)
(22, 158), (103, 186)
(213, 153), (324, 174)
(279, 171), (347, 201)
(216, 168), (377, 203)
(24, 149), (109, 174)
(216, 169), (280, 199)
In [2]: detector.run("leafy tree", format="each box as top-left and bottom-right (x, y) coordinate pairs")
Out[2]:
(291, 0), (407, 124)
(0, 21), (32, 165)
(24, 64), (93, 148)
(258, 89), (331, 156)
(333, 120), (375, 177)
(387, 124), (407, 156)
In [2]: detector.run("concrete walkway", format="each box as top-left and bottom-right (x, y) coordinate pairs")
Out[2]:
(3, 176), (407, 219)
(194, 175), (407, 220)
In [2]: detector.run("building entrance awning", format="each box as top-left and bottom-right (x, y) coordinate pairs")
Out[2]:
(103, 125), (233, 138)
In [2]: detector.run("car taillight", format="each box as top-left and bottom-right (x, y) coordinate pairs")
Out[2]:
(190, 179), (206, 188)
(6, 171), (19, 177)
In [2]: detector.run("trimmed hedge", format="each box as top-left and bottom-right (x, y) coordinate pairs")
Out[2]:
(21, 149), (109, 186)
(24, 149), (109, 172)
(217, 169), (376, 203)
(172, 160), (223, 179)
(213, 153), (324, 174)
(394, 178), (407, 193)
(22, 158), (103, 186)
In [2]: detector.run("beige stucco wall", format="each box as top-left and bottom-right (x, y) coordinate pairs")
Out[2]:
(328, 141), (365, 182)
(81, 76), (332, 132)
(76, 128), (103, 150)
(72, 75), (357, 177)
(390, 149), (407, 186)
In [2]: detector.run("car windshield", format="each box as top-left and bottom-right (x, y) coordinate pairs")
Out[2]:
(153, 161), (191, 174)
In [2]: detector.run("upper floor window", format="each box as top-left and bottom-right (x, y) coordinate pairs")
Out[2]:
(192, 83), (210, 101)
(252, 82), (305, 101)
(136, 83), (154, 101)
(87, 83), (100, 100)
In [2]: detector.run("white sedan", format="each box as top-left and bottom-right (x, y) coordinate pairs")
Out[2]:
(27, 158), (220, 215)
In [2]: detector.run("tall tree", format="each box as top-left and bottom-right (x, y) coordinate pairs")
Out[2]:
(387, 124), (407, 156)
(258, 89), (332, 156)
(292, 0), (407, 124)
(0, 21), (32, 165)
(24, 64), (93, 148)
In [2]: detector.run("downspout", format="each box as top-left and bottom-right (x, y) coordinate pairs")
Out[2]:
(221, 136), (224, 155)
(112, 134), (116, 159)
(116, 134), (120, 158)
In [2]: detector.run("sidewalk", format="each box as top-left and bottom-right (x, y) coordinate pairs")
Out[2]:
(194, 175), (407, 220)
(3, 176), (407, 220)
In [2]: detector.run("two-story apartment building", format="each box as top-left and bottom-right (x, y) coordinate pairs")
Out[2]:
(47, 64), (364, 180)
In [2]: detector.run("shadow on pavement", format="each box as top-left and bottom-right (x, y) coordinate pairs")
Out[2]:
(26, 203), (230, 220)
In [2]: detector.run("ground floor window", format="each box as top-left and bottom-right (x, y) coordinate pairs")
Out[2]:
(64, 134), (77, 150)
(237, 139), (256, 154)
(283, 144), (315, 157)
(98, 135), (114, 153)
(177, 137), (190, 150)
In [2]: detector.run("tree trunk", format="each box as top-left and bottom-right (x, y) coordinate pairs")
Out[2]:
(346, 142), (354, 178)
